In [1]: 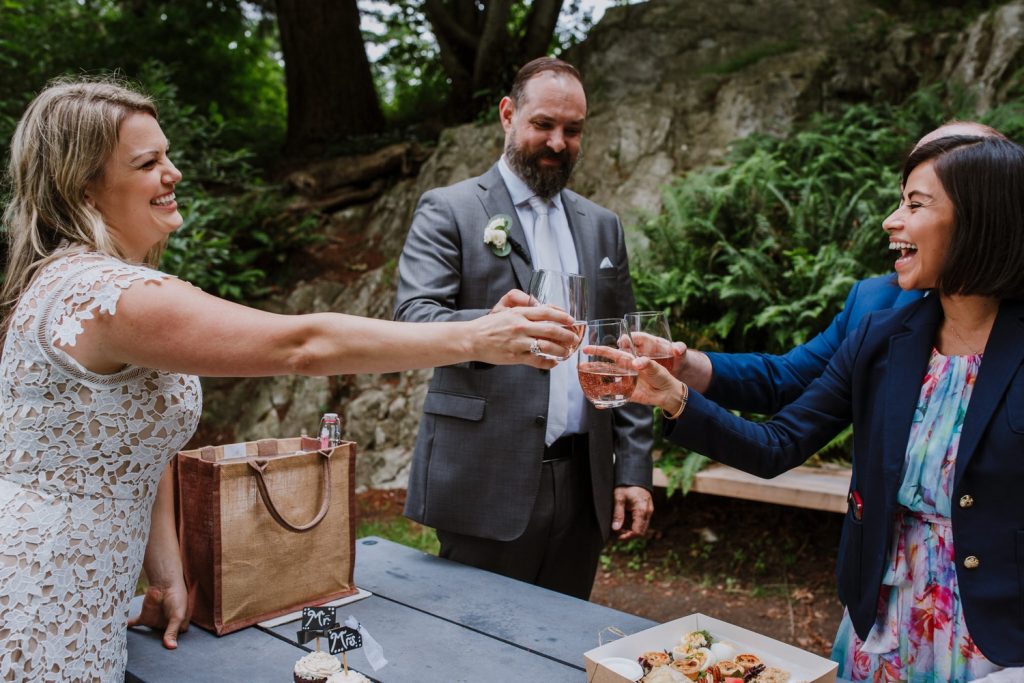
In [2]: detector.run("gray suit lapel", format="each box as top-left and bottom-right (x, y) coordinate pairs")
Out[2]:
(562, 191), (597, 306)
(476, 165), (534, 291)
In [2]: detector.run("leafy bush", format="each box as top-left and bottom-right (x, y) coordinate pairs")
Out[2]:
(633, 85), (1024, 492)
(142, 66), (318, 301)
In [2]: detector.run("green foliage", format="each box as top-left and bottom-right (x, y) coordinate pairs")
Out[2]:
(142, 67), (317, 301)
(0, 5), (307, 301)
(362, 1), (449, 129)
(633, 83), (1024, 489)
(0, 0), (285, 163)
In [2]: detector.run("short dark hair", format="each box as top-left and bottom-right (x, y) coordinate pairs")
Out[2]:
(902, 135), (1024, 298)
(508, 57), (584, 106)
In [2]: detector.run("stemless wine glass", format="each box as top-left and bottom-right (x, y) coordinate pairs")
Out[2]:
(577, 318), (638, 408)
(624, 311), (674, 372)
(528, 269), (587, 361)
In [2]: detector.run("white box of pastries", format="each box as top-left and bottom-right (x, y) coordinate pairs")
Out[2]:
(584, 613), (838, 683)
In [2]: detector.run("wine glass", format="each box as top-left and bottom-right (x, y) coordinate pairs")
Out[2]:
(528, 269), (587, 361)
(577, 318), (638, 408)
(624, 311), (675, 372)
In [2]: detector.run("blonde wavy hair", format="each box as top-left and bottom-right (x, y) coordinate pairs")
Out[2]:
(2, 77), (163, 334)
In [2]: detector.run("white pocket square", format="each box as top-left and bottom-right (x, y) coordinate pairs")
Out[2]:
(599, 257), (614, 269)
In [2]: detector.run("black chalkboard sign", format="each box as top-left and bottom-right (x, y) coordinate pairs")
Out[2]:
(327, 626), (363, 655)
(301, 606), (337, 631)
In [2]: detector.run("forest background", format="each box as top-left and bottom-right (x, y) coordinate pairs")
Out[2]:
(2, 0), (1024, 652)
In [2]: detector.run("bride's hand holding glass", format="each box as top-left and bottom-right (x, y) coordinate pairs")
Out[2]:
(477, 301), (576, 368)
(528, 270), (587, 361)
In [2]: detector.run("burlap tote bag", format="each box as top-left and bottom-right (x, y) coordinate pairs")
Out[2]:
(177, 436), (357, 635)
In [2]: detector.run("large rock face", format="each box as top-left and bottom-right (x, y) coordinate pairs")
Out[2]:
(196, 0), (1024, 490)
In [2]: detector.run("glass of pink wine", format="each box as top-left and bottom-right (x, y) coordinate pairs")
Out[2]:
(528, 269), (587, 361)
(624, 311), (674, 372)
(577, 318), (638, 408)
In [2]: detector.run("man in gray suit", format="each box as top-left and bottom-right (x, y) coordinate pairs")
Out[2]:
(394, 57), (654, 599)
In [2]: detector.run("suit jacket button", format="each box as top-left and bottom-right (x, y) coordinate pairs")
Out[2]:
(959, 494), (974, 509)
(963, 555), (980, 569)
(534, 415), (546, 426)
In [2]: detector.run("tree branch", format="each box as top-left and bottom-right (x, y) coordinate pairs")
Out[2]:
(422, 0), (478, 52)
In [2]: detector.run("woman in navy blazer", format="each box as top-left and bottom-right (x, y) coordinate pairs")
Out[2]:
(624, 135), (1024, 678)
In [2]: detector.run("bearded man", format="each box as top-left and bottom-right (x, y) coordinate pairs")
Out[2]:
(394, 57), (654, 598)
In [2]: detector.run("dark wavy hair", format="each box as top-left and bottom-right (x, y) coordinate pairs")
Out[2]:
(902, 135), (1024, 298)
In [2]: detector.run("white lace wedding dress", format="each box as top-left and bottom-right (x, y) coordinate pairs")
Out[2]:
(0, 252), (202, 681)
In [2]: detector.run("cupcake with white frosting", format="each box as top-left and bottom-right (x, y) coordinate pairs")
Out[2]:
(293, 651), (342, 683)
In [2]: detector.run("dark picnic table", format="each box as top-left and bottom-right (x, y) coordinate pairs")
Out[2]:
(127, 536), (656, 682)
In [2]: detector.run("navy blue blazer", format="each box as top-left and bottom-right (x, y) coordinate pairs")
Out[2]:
(666, 294), (1024, 666)
(705, 274), (923, 413)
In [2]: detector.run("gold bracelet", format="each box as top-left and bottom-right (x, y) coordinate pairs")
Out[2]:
(665, 383), (689, 420)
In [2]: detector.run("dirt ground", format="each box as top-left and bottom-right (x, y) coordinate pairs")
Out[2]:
(356, 487), (845, 658)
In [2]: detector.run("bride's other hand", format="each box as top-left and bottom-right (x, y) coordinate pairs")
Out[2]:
(128, 580), (190, 650)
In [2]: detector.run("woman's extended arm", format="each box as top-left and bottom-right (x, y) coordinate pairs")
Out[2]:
(127, 464), (189, 649)
(62, 278), (576, 377)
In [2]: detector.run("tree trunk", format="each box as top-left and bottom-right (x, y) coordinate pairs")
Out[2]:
(276, 0), (383, 154)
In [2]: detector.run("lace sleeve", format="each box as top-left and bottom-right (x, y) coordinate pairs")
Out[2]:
(35, 257), (173, 375)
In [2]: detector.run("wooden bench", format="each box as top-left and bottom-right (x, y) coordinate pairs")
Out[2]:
(652, 464), (852, 514)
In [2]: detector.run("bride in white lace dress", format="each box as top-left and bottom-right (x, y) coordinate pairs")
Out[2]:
(0, 79), (576, 682)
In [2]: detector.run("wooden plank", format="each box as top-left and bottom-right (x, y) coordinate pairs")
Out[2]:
(652, 464), (851, 514)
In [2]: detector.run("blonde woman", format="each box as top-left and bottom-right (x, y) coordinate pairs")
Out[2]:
(0, 78), (574, 682)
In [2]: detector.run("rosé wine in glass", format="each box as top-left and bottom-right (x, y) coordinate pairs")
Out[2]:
(577, 318), (637, 408)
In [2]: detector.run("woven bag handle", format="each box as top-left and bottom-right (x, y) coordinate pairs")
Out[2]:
(248, 449), (333, 532)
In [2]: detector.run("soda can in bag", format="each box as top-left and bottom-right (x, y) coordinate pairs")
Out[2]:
(318, 412), (342, 449)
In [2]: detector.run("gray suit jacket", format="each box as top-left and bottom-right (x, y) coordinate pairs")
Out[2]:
(394, 163), (654, 542)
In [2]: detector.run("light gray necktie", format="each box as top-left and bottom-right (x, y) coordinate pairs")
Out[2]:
(528, 195), (568, 446)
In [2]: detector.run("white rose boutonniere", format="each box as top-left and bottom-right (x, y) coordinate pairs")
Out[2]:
(483, 214), (513, 257)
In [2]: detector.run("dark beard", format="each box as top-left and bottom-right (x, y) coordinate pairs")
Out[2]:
(505, 132), (581, 199)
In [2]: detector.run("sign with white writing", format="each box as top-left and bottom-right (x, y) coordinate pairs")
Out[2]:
(327, 626), (363, 655)
(301, 606), (337, 631)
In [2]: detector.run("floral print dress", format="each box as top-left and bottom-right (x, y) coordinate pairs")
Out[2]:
(831, 348), (1006, 682)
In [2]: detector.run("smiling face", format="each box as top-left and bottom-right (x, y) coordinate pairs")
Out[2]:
(85, 112), (182, 261)
(499, 71), (586, 198)
(883, 160), (956, 291)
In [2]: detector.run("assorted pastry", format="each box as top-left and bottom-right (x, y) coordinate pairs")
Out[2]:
(638, 630), (798, 683)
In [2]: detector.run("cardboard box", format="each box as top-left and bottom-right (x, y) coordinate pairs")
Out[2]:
(584, 613), (838, 683)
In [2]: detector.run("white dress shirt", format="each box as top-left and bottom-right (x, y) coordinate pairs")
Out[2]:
(498, 156), (587, 438)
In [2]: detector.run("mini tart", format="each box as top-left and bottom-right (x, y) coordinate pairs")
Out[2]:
(642, 651), (673, 668)
(671, 657), (703, 681)
(685, 650), (709, 670)
(671, 644), (693, 661)
(716, 660), (744, 677)
(734, 653), (763, 671)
